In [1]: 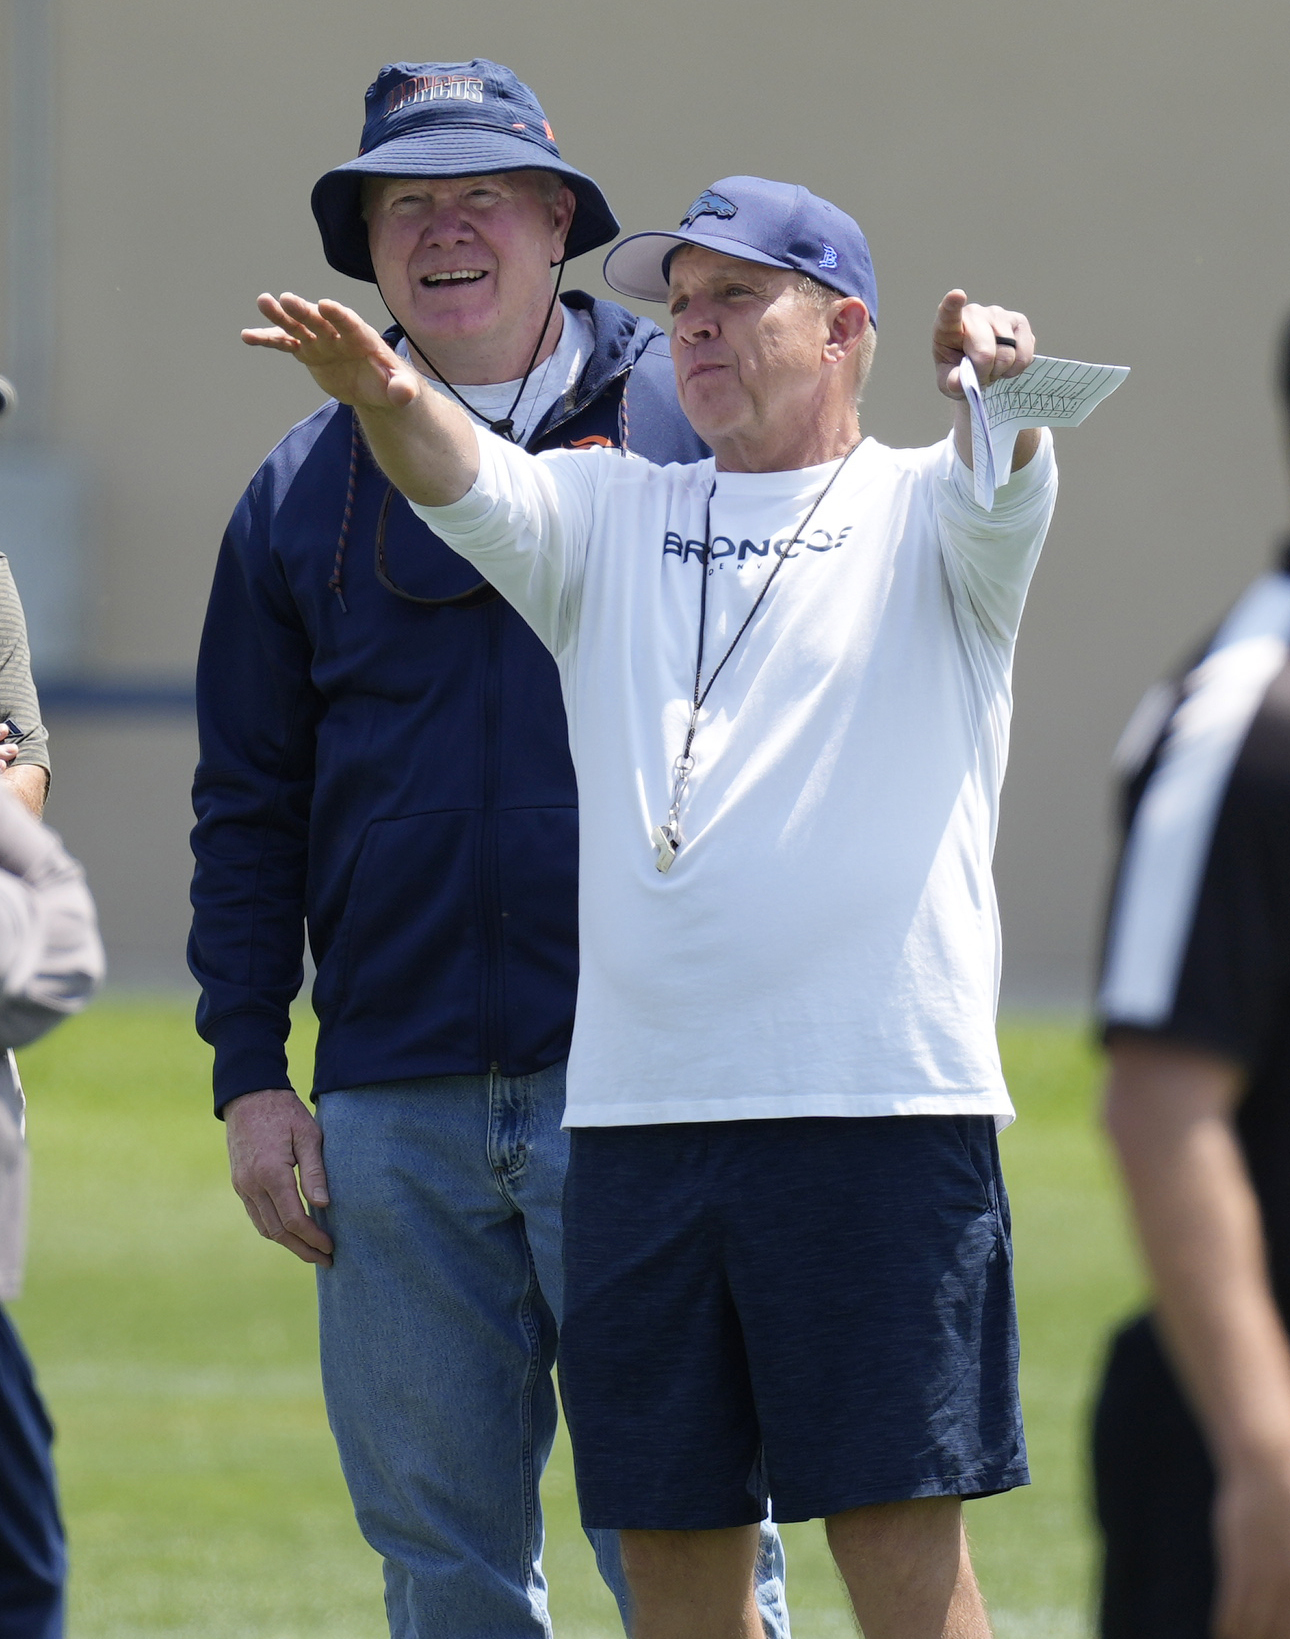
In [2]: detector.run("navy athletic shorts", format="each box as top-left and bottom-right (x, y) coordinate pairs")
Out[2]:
(559, 1115), (1028, 1529)
(1093, 1313), (1216, 1639)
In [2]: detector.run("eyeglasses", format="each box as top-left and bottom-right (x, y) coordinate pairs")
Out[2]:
(373, 484), (500, 610)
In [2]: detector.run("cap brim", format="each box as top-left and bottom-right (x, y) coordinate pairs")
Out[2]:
(602, 229), (794, 302)
(312, 129), (619, 282)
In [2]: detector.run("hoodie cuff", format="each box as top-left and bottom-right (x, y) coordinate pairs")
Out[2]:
(207, 1016), (294, 1117)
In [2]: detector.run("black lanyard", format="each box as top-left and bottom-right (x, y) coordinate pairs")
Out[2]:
(397, 262), (567, 442)
(653, 440), (863, 871)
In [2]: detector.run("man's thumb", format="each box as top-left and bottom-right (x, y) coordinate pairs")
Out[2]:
(297, 1142), (330, 1206)
(386, 367), (420, 409)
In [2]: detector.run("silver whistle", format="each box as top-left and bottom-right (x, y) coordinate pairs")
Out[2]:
(650, 825), (678, 873)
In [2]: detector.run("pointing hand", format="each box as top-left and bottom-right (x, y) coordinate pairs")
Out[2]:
(934, 289), (1035, 399)
(243, 293), (423, 412)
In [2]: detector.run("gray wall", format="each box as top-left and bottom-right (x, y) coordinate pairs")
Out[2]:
(3, 0), (1289, 996)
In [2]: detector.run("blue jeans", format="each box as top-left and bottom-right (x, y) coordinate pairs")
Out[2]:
(313, 1066), (789, 1639)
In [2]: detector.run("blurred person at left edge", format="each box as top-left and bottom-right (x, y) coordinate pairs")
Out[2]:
(187, 59), (789, 1639)
(0, 381), (52, 818)
(0, 792), (104, 1638)
(0, 551), (51, 819)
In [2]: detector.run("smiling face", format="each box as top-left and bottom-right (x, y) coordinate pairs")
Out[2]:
(667, 246), (869, 472)
(365, 171), (575, 384)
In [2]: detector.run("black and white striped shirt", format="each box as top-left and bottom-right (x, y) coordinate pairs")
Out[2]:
(1099, 544), (1290, 1303)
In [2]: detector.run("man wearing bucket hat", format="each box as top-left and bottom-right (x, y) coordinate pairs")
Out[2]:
(246, 172), (1058, 1637)
(189, 62), (801, 1639)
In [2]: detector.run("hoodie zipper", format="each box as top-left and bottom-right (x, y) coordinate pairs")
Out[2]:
(531, 363), (632, 449)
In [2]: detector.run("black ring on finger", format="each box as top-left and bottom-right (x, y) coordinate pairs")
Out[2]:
(994, 336), (1017, 347)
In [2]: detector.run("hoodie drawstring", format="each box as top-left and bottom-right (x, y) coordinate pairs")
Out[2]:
(328, 412), (362, 612)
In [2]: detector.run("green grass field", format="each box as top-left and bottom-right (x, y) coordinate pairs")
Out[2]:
(7, 1000), (1142, 1638)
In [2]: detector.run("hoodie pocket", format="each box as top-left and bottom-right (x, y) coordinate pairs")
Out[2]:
(326, 810), (483, 1043)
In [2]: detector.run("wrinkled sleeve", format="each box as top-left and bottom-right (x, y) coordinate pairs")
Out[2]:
(0, 557), (50, 776)
(0, 792), (103, 1304)
(189, 473), (321, 1114)
(411, 429), (601, 659)
(933, 430), (1058, 646)
(0, 791), (103, 1048)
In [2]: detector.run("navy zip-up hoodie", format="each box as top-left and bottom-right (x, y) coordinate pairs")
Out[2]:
(190, 294), (705, 1113)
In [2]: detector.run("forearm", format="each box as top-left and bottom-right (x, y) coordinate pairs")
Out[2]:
(950, 403), (1040, 474)
(2, 764), (48, 817)
(190, 845), (308, 1111)
(1106, 1040), (1290, 1469)
(1143, 1130), (1290, 1465)
(355, 384), (480, 508)
(192, 532), (319, 1110)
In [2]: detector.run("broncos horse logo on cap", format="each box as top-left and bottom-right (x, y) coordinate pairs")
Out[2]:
(680, 189), (737, 229)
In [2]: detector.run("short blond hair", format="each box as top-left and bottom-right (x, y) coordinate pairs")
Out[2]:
(794, 273), (877, 400)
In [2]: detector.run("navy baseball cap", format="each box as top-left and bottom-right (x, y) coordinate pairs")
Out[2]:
(311, 60), (619, 282)
(603, 176), (876, 325)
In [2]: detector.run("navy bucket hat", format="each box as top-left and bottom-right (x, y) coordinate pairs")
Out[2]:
(311, 60), (620, 282)
(603, 175), (877, 325)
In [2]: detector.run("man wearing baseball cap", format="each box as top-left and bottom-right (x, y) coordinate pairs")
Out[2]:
(189, 65), (800, 1639)
(247, 174), (1058, 1636)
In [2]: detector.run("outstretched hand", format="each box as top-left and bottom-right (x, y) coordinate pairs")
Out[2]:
(933, 289), (1035, 399)
(243, 293), (423, 412)
(241, 293), (479, 507)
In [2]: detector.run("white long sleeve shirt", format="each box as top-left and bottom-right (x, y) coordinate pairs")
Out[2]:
(415, 426), (1057, 1128)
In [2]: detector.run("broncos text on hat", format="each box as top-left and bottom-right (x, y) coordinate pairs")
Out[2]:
(603, 175), (876, 326)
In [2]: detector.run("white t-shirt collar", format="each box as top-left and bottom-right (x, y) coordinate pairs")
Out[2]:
(398, 304), (595, 446)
